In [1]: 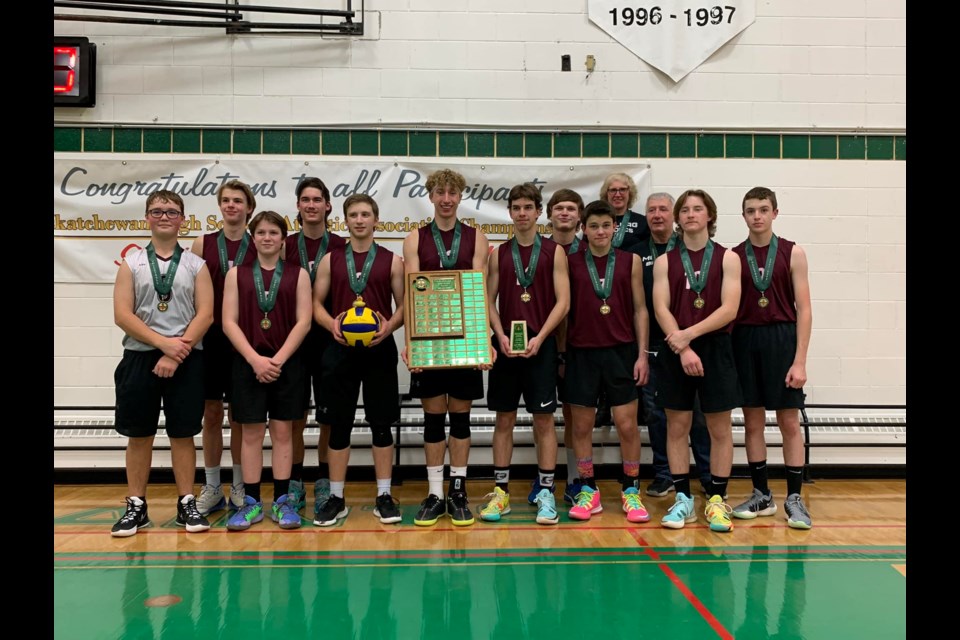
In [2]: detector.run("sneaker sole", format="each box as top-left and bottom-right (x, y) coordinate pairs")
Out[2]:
(450, 517), (475, 526)
(413, 517), (442, 526)
(787, 519), (812, 530)
(313, 507), (349, 527)
(625, 511), (651, 523)
(111, 520), (151, 537)
(710, 523), (734, 532)
(733, 505), (777, 520)
(536, 514), (559, 525)
(279, 520), (303, 530)
(645, 488), (674, 497)
(197, 498), (226, 516)
(479, 507), (511, 522)
(226, 514), (263, 531)
(568, 505), (602, 521)
(176, 521), (211, 533)
(661, 515), (697, 529)
(374, 510), (402, 524)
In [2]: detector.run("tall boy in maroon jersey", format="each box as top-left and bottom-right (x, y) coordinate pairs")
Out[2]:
(190, 180), (257, 516)
(478, 183), (570, 526)
(283, 177), (346, 518)
(565, 200), (650, 523)
(401, 168), (493, 527)
(652, 189), (742, 533)
(729, 187), (814, 529)
(311, 194), (406, 527)
(222, 211), (313, 531)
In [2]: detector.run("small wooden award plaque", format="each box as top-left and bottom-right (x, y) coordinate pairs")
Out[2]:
(508, 320), (528, 354)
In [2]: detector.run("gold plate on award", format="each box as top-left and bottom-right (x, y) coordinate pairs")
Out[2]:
(508, 320), (528, 354)
(693, 296), (705, 309)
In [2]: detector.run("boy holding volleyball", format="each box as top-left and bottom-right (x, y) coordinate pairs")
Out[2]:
(311, 194), (406, 526)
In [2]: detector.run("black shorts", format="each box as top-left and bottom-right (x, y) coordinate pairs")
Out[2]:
(202, 324), (234, 402)
(564, 343), (640, 408)
(733, 323), (805, 410)
(114, 349), (204, 438)
(302, 323), (334, 417)
(316, 337), (401, 427)
(487, 335), (558, 413)
(557, 363), (569, 404)
(657, 333), (742, 413)
(230, 349), (308, 423)
(409, 367), (484, 401)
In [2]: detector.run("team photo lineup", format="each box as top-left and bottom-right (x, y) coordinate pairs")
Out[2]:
(110, 167), (812, 538)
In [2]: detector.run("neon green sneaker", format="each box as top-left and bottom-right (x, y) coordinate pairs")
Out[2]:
(705, 494), (734, 532)
(479, 487), (511, 522)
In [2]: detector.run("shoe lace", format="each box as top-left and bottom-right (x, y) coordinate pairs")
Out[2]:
(535, 492), (556, 512)
(119, 500), (143, 523)
(378, 494), (399, 510)
(481, 491), (505, 510)
(705, 500), (733, 520)
(181, 499), (202, 520)
(623, 492), (645, 511)
(450, 492), (469, 509)
(787, 496), (810, 518)
(574, 490), (595, 508)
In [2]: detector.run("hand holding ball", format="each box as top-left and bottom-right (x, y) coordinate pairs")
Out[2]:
(339, 297), (381, 347)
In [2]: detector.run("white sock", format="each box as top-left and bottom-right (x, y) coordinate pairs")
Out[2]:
(330, 481), (345, 498)
(376, 478), (392, 496)
(232, 465), (243, 487)
(205, 467), (221, 487)
(450, 465), (467, 479)
(427, 465), (444, 498)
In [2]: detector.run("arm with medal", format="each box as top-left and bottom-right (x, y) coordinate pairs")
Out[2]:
(472, 227), (497, 370)
(311, 253), (344, 344)
(786, 243), (812, 389)
(527, 243), (570, 359)
(651, 254), (704, 375)
(486, 246), (516, 357)
(269, 267), (313, 370)
(372, 251), (406, 347)
(629, 253), (650, 386)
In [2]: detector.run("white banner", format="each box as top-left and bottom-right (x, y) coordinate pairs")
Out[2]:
(53, 156), (652, 283)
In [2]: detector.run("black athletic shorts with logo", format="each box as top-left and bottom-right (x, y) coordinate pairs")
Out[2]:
(487, 334), (558, 414)
(657, 332), (742, 413)
(733, 322), (805, 410)
(231, 348), (308, 423)
(114, 349), (204, 438)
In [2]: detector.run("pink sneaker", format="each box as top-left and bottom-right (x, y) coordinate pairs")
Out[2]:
(621, 487), (651, 523)
(568, 485), (602, 520)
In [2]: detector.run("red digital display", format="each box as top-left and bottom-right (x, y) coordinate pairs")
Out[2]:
(54, 37), (96, 107)
(54, 47), (78, 94)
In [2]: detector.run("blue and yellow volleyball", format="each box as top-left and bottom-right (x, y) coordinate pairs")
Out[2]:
(339, 298), (381, 347)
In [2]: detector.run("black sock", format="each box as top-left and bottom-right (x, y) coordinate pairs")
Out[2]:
(245, 482), (261, 502)
(449, 475), (466, 495)
(538, 468), (555, 490)
(621, 475), (640, 492)
(785, 466), (804, 496)
(317, 461), (329, 479)
(274, 478), (290, 498)
(583, 476), (597, 490)
(674, 474), (691, 498)
(494, 467), (510, 492)
(177, 495), (186, 503)
(711, 475), (729, 500)
(749, 460), (770, 494)
(291, 463), (303, 482)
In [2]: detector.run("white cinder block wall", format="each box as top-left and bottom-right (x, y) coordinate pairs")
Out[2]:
(53, 0), (906, 408)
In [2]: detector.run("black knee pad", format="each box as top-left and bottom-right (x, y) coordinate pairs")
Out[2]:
(328, 422), (353, 451)
(371, 423), (394, 448)
(449, 412), (471, 440)
(423, 412), (447, 443)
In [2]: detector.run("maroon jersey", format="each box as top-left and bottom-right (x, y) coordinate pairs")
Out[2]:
(733, 238), (798, 325)
(284, 230), (347, 278)
(202, 231), (256, 325)
(496, 237), (559, 334)
(235, 262), (303, 355)
(550, 234), (586, 255)
(417, 222), (478, 270)
(567, 248), (636, 348)
(666, 242), (732, 334)
(327, 244), (396, 319)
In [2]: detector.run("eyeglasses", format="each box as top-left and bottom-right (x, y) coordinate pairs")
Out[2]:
(147, 209), (183, 219)
(607, 187), (629, 194)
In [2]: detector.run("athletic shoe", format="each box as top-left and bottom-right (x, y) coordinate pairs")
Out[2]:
(704, 495), (734, 533)
(288, 479), (307, 512)
(447, 491), (475, 526)
(313, 495), (348, 527)
(621, 487), (651, 523)
(528, 478), (543, 505)
(661, 493), (696, 529)
(229, 484), (246, 510)
(270, 493), (303, 529)
(701, 484), (728, 501)
(226, 495), (264, 531)
(314, 478), (331, 509)
(731, 488), (777, 520)
(111, 497), (151, 537)
(784, 493), (813, 530)
(534, 488), (559, 525)
(196, 484), (226, 516)
(563, 479), (583, 505)
(175, 495), (211, 533)
(645, 477), (675, 497)
(413, 494), (446, 527)
(568, 486), (602, 520)
(479, 487), (511, 522)
(374, 493), (402, 524)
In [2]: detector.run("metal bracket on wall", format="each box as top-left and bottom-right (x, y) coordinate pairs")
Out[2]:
(53, 0), (364, 35)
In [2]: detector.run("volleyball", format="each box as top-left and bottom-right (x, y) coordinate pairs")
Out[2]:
(339, 298), (381, 347)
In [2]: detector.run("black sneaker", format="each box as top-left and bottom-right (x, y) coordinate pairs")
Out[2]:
(413, 494), (446, 527)
(111, 497), (151, 537)
(447, 491), (475, 526)
(176, 495), (211, 533)
(374, 493), (402, 524)
(646, 477), (675, 497)
(313, 495), (348, 527)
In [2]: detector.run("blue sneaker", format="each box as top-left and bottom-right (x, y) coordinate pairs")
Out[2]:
(226, 495), (264, 531)
(288, 480), (306, 512)
(270, 493), (303, 529)
(563, 479), (583, 505)
(660, 493), (696, 529)
(534, 488), (559, 525)
(527, 478), (543, 505)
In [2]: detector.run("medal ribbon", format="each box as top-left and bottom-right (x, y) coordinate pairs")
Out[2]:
(585, 250), (617, 302)
(745, 234), (779, 294)
(511, 234), (541, 289)
(298, 231), (330, 284)
(431, 220), (462, 269)
(648, 233), (678, 259)
(612, 211), (632, 248)
(253, 260), (284, 315)
(217, 230), (250, 276)
(679, 239), (715, 296)
(146, 242), (183, 298)
(568, 235), (580, 254)
(345, 243), (379, 297)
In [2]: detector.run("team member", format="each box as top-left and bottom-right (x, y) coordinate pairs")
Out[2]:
(730, 187), (814, 529)
(565, 200), (650, 523)
(191, 180), (256, 516)
(110, 190), (214, 536)
(401, 168), (493, 527)
(222, 211), (313, 531)
(284, 177), (347, 517)
(311, 194), (406, 526)
(479, 184), (570, 526)
(637, 193), (714, 499)
(652, 189), (741, 533)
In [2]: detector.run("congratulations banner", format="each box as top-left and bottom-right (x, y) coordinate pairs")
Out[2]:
(53, 155), (652, 283)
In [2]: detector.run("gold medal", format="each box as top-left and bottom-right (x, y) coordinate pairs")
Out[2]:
(758, 295), (769, 308)
(157, 301), (168, 312)
(600, 303), (611, 315)
(520, 290), (532, 303)
(414, 276), (429, 291)
(260, 315), (272, 330)
(694, 295), (705, 309)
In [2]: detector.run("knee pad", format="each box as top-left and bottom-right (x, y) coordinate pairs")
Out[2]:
(423, 412), (447, 444)
(370, 423), (394, 448)
(328, 422), (353, 451)
(449, 412), (471, 440)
